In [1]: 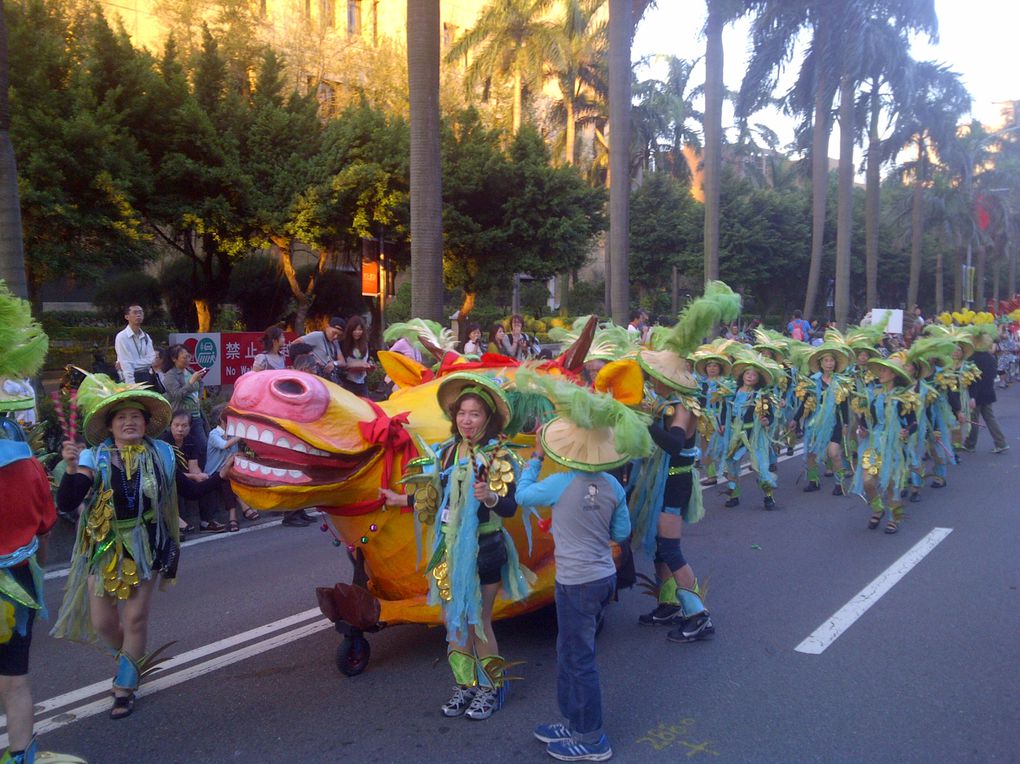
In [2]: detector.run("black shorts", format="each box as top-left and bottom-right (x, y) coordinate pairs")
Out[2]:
(477, 531), (507, 586)
(0, 564), (37, 677)
(829, 422), (843, 446)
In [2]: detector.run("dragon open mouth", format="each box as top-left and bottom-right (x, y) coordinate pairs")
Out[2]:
(225, 415), (378, 488)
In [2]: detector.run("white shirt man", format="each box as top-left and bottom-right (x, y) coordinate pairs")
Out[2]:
(114, 304), (155, 383)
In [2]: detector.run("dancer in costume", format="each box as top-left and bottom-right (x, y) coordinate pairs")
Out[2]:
(692, 343), (735, 486)
(379, 373), (531, 720)
(721, 352), (781, 510)
(793, 343), (853, 495)
(751, 330), (793, 469)
(513, 369), (650, 762)
(926, 326), (977, 452)
(851, 354), (918, 534)
(901, 338), (957, 500)
(629, 282), (741, 643)
(0, 283), (86, 764)
(52, 374), (230, 719)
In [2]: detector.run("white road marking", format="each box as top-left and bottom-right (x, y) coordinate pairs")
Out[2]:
(795, 527), (953, 655)
(707, 444), (804, 488)
(43, 518), (286, 580)
(0, 614), (332, 747)
(0, 607), (322, 731)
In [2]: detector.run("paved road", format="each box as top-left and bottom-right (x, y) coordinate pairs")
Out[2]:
(9, 394), (1020, 763)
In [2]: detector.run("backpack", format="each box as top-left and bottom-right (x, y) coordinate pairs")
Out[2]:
(791, 320), (806, 342)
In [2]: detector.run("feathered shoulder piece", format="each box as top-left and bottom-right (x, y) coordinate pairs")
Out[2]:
(905, 336), (955, 369)
(514, 366), (653, 460)
(384, 319), (457, 360)
(663, 281), (742, 357)
(0, 280), (49, 379)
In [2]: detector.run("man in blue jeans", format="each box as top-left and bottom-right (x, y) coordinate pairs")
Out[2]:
(516, 421), (632, 762)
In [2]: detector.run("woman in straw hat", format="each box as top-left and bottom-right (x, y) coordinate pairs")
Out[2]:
(901, 337), (957, 500)
(721, 352), (781, 510)
(513, 368), (649, 761)
(52, 373), (231, 719)
(792, 342), (853, 495)
(850, 354), (918, 533)
(692, 344), (735, 486)
(379, 372), (531, 721)
(926, 326), (978, 451)
(629, 282), (741, 643)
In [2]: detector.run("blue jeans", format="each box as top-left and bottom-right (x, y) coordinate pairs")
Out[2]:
(555, 574), (615, 744)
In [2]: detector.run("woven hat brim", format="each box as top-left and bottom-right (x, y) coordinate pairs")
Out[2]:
(82, 390), (172, 446)
(436, 372), (511, 427)
(638, 350), (699, 393)
(541, 419), (628, 472)
(731, 361), (773, 387)
(808, 347), (850, 374)
(693, 355), (732, 377)
(866, 359), (913, 386)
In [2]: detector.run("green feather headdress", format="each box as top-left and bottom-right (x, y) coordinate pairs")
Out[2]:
(383, 319), (457, 358)
(514, 366), (653, 462)
(0, 281), (48, 381)
(549, 317), (639, 361)
(904, 336), (957, 376)
(662, 281), (742, 357)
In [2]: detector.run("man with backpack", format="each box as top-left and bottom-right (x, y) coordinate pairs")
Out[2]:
(787, 310), (811, 343)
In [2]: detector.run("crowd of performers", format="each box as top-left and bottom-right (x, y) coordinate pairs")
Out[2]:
(0, 274), (1006, 763)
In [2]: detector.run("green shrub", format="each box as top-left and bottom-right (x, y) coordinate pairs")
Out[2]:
(228, 254), (293, 330)
(520, 281), (551, 318)
(384, 282), (412, 324)
(567, 279), (604, 316)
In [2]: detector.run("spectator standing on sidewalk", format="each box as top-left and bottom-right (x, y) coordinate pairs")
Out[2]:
(162, 345), (209, 461)
(962, 326), (1009, 454)
(114, 305), (157, 385)
(252, 327), (286, 372)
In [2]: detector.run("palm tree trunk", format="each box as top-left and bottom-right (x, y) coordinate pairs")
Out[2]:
(834, 73), (854, 329)
(907, 158), (924, 310)
(607, 0), (630, 325)
(935, 247), (944, 314)
(992, 252), (1000, 302)
(565, 89), (575, 165)
(864, 81), (881, 310)
(702, 2), (724, 283)
(803, 84), (831, 320)
(407, 0), (444, 322)
(512, 65), (522, 135)
(1009, 240), (1017, 297)
(0, 7), (28, 300)
(975, 243), (986, 309)
(953, 242), (963, 310)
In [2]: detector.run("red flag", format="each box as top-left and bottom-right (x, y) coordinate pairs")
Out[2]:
(975, 195), (991, 230)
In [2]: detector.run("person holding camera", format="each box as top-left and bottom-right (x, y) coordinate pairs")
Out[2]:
(161, 344), (209, 462)
(501, 315), (538, 361)
(293, 317), (345, 383)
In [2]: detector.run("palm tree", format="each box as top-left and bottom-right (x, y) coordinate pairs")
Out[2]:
(632, 55), (702, 180)
(607, 0), (630, 323)
(407, 0), (444, 321)
(547, 0), (607, 166)
(702, 0), (747, 283)
(0, 6), (27, 299)
(445, 0), (555, 136)
(894, 61), (969, 311)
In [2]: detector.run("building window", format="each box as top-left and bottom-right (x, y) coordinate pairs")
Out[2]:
(347, 0), (361, 37)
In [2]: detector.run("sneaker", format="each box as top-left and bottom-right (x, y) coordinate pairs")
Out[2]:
(960, 444), (975, 453)
(832, 484), (844, 496)
(802, 481), (820, 493)
(700, 476), (718, 487)
(667, 613), (715, 644)
(637, 603), (683, 626)
(763, 495), (776, 511)
(464, 687), (500, 720)
(768, 463), (778, 473)
(535, 723), (573, 743)
(786, 446), (794, 456)
(724, 496), (740, 508)
(295, 508), (318, 522)
(993, 444), (1010, 454)
(546, 735), (613, 762)
(930, 478), (946, 489)
(200, 520), (227, 533)
(908, 491), (921, 503)
(441, 685), (477, 717)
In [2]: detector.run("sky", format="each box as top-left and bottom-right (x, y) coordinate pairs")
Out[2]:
(632, 0), (1019, 159)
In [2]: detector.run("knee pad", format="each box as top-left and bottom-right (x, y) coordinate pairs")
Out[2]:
(655, 536), (687, 573)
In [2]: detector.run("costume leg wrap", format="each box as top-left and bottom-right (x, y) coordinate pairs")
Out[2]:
(657, 576), (679, 605)
(677, 588), (707, 619)
(806, 464), (820, 483)
(726, 481), (740, 498)
(1, 737), (36, 764)
(869, 496), (885, 518)
(448, 649), (477, 687)
(113, 652), (140, 692)
(655, 536), (687, 573)
(934, 462), (947, 479)
(478, 655), (509, 709)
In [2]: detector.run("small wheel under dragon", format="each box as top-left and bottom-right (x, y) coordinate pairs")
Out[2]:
(337, 634), (371, 676)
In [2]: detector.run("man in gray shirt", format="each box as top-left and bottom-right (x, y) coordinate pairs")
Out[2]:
(292, 317), (345, 380)
(516, 439), (630, 762)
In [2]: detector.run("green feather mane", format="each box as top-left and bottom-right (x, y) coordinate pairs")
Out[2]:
(664, 281), (742, 357)
(0, 281), (49, 379)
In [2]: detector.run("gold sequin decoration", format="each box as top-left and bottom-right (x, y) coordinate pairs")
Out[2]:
(486, 456), (515, 497)
(431, 560), (452, 602)
(85, 488), (115, 545)
(102, 555), (140, 600)
(412, 483), (440, 525)
(861, 449), (882, 477)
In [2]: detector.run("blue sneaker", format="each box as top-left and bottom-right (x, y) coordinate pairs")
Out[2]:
(546, 734), (613, 761)
(534, 722), (572, 743)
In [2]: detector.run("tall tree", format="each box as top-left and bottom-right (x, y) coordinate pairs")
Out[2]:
(445, 0), (555, 135)
(633, 55), (702, 181)
(702, 0), (745, 284)
(407, 0), (444, 321)
(607, 0), (631, 323)
(0, 1), (26, 298)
